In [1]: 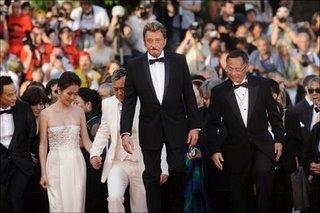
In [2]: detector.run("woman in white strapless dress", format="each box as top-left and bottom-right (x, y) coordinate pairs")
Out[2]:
(39, 72), (92, 212)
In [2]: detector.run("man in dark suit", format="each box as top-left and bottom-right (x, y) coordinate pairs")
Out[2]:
(120, 22), (200, 213)
(0, 76), (37, 213)
(286, 76), (320, 168)
(208, 50), (284, 213)
(306, 122), (320, 213)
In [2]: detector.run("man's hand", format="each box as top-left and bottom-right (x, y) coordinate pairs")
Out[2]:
(275, 142), (283, 162)
(90, 156), (102, 170)
(122, 135), (134, 154)
(212, 152), (224, 170)
(187, 129), (199, 148)
(310, 162), (320, 175)
(160, 174), (169, 185)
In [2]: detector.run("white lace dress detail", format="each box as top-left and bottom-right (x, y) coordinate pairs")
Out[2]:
(46, 125), (86, 212)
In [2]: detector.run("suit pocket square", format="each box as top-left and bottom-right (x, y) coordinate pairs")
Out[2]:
(299, 122), (305, 127)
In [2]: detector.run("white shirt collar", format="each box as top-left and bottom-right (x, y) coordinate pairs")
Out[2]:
(0, 106), (11, 111)
(305, 96), (314, 106)
(233, 77), (248, 86)
(147, 51), (164, 60)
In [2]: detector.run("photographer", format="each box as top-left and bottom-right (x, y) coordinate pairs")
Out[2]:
(47, 7), (73, 32)
(71, 0), (109, 49)
(106, 5), (133, 67)
(7, 1), (33, 56)
(267, 6), (298, 48)
(291, 32), (319, 77)
(127, 1), (156, 57)
(19, 26), (53, 81)
(176, 21), (205, 74)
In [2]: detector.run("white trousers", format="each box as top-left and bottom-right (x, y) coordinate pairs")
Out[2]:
(107, 160), (148, 213)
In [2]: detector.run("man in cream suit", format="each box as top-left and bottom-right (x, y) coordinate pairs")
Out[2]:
(90, 68), (168, 213)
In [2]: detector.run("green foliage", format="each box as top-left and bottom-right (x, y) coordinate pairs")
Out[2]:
(104, 0), (120, 6)
(29, 0), (54, 11)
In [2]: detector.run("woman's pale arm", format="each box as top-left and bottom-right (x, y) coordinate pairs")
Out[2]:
(39, 111), (49, 189)
(80, 110), (92, 153)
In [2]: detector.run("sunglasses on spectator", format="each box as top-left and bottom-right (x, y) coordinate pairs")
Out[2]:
(307, 88), (320, 94)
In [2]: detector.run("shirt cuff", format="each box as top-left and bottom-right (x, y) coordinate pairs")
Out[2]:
(120, 132), (131, 138)
(192, 128), (201, 131)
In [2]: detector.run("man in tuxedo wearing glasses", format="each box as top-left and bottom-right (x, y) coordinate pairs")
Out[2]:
(0, 76), (36, 213)
(208, 50), (284, 213)
(120, 21), (200, 213)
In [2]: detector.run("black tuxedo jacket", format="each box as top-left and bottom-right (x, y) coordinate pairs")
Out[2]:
(306, 122), (320, 166)
(207, 75), (284, 173)
(120, 51), (200, 150)
(0, 100), (36, 183)
(285, 98), (315, 164)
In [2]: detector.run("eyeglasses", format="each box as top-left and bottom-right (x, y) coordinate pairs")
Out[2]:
(307, 88), (320, 94)
(225, 65), (247, 73)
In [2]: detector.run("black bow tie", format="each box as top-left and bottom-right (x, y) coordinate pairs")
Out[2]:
(315, 107), (320, 113)
(0, 109), (12, 115)
(149, 57), (165, 65)
(233, 82), (248, 89)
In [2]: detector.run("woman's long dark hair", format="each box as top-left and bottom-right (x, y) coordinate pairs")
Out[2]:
(78, 88), (102, 117)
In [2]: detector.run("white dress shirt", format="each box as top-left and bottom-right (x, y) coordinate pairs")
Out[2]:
(233, 79), (249, 127)
(148, 51), (165, 105)
(305, 96), (320, 130)
(0, 107), (14, 149)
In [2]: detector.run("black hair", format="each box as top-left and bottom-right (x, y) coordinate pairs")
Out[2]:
(111, 68), (126, 82)
(221, 0), (234, 7)
(58, 72), (81, 91)
(226, 49), (249, 64)
(21, 86), (47, 106)
(0, 76), (14, 95)
(45, 79), (59, 96)
(209, 37), (220, 47)
(267, 79), (280, 96)
(27, 81), (45, 90)
(21, 2), (30, 10)
(78, 88), (102, 117)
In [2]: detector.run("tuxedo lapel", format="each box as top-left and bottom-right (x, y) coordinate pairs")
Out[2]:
(142, 54), (158, 101)
(304, 102), (313, 130)
(163, 51), (170, 102)
(225, 80), (246, 127)
(247, 77), (258, 124)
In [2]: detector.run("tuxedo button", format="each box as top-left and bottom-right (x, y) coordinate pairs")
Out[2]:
(249, 139), (253, 142)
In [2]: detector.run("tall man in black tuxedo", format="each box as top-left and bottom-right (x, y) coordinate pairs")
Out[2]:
(120, 22), (200, 213)
(208, 50), (284, 213)
(0, 76), (37, 213)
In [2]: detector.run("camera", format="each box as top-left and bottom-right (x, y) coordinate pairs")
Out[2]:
(56, 55), (63, 60)
(278, 17), (287, 23)
(139, 1), (151, 20)
(22, 34), (36, 52)
(301, 54), (310, 67)
(189, 21), (201, 39)
(58, 8), (68, 19)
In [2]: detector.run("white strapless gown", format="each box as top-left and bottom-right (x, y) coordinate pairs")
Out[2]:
(46, 125), (86, 212)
